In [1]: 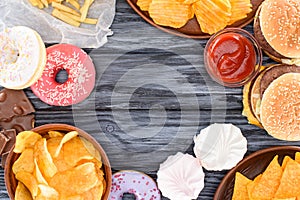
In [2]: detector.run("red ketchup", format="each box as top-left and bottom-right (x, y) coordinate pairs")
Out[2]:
(206, 32), (256, 85)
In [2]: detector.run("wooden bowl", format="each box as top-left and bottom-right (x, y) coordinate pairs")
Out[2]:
(4, 123), (112, 200)
(214, 146), (300, 200)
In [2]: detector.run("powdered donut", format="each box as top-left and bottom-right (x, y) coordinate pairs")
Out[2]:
(0, 26), (46, 89)
(109, 170), (161, 200)
(31, 44), (96, 106)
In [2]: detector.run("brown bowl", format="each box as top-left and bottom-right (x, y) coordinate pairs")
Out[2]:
(214, 146), (300, 200)
(4, 123), (112, 200)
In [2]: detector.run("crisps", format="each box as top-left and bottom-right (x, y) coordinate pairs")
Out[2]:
(228, 0), (252, 25)
(15, 182), (33, 200)
(34, 138), (58, 178)
(247, 174), (262, 200)
(137, 0), (152, 11)
(13, 130), (106, 200)
(12, 148), (34, 175)
(137, 0), (253, 34)
(149, 0), (193, 28)
(194, 0), (231, 35)
(54, 131), (78, 157)
(49, 162), (99, 196)
(14, 131), (42, 153)
(15, 171), (39, 198)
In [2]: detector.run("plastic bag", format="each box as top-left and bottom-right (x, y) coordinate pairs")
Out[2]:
(0, 0), (115, 48)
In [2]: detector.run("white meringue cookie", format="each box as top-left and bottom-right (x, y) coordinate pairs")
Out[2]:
(157, 152), (205, 200)
(193, 123), (247, 171)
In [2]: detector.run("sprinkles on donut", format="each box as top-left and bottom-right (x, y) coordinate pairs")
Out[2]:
(31, 43), (96, 106)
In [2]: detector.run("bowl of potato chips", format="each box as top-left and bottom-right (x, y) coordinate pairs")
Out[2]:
(214, 146), (300, 200)
(4, 123), (112, 200)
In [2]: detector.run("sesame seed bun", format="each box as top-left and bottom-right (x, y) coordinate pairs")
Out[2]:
(259, 0), (300, 59)
(260, 73), (300, 141)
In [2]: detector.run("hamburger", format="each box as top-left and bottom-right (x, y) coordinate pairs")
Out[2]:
(253, 0), (300, 63)
(242, 64), (300, 141)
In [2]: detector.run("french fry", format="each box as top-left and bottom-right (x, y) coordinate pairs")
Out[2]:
(52, 2), (80, 16)
(40, 0), (48, 8)
(58, 9), (98, 24)
(52, 8), (81, 27)
(66, 0), (80, 10)
(28, 0), (38, 6)
(80, 0), (92, 22)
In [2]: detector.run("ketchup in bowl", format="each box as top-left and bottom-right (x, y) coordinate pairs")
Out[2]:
(204, 28), (262, 87)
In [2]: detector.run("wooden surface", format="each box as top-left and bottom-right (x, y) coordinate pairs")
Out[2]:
(1, 1), (300, 199)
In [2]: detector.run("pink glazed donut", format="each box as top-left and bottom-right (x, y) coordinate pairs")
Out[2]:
(31, 44), (95, 106)
(110, 170), (161, 200)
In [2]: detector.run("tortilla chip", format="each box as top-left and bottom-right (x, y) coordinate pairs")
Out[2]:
(232, 172), (251, 200)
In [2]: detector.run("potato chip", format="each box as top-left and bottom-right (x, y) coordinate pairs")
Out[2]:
(149, 0), (193, 28)
(14, 131), (42, 153)
(275, 159), (300, 198)
(60, 137), (94, 168)
(137, 0), (152, 11)
(273, 198), (296, 200)
(34, 159), (48, 185)
(13, 148), (34, 175)
(48, 131), (64, 138)
(81, 182), (104, 200)
(228, 0), (252, 25)
(54, 131), (78, 157)
(15, 182), (33, 200)
(36, 184), (59, 200)
(232, 172), (251, 200)
(49, 162), (99, 196)
(250, 155), (282, 199)
(34, 138), (57, 178)
(194, 0), (231, 35)
(178, 0), (199, 4)
(80, 137), (102, 163)
(15, 171), (39, 198)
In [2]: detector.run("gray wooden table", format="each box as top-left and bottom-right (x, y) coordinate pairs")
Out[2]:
(1, 0), (299, 199)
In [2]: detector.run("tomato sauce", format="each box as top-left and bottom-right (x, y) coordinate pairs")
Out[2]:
(206, 32), (256, 84)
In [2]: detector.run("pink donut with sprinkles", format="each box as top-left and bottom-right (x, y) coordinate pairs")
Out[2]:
(110, 170), (161, 200)
(31, 44), (95, 106)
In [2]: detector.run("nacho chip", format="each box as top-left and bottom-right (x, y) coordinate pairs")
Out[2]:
(232, 172), (251, 200)
(295, 152), (300, 164)
(247, 174), (262, 200)
(149, 0), (193, 28)
(281, 156), (293, 170)
(14, 131), (42, 153)
(250, 155), (282, 199)
(228, 0), (252, 25)
(194, 0), (231, 35)
(137, 0), (152, 11)
(12, 148), (34, 174)
(15, 182), (33, 200)
(275, 159), (300, 198)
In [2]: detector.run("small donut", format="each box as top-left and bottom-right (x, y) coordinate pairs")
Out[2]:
(0, 26), (46, 89)
(109, 170), (161, 200)
(31, 44), (96, 106)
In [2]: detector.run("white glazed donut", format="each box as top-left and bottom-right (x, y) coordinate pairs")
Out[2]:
(109, 170), (161, 200)
(0, 26), (46, 89)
